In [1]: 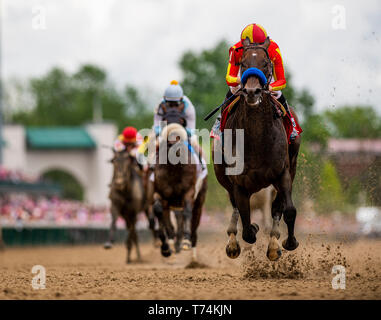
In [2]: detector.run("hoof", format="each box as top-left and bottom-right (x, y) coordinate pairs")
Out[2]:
(242, 224), (259, 244)
(266, 237), (282, 261)
(282, 237), (299, 251)
(168, 239), (176, 253)
(226, 234), (241, 259)
(182, 239), (192, 251)
(103, 242), (113, 249)
(161, 244), (172, 257)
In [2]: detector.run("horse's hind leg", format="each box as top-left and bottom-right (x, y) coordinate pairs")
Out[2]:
(275, 169), (299, 252)
(267, 192), (283, 261)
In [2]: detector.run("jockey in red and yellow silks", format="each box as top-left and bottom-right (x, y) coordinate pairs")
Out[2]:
(226, 39), (286, 92)
(222, 23), (301, 142)
(226, 23), (286, 93)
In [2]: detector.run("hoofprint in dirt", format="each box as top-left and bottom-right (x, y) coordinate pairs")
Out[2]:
(0, 234), (380, 300)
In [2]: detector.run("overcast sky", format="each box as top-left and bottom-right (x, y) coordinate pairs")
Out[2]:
(2, 0), (381, 114)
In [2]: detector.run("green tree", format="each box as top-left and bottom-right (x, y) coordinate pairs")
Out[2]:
(317, 160), (345, 213)
(324, 106), (381, 138)
(9, 64), (155, 132)
(180, 40), (229, 129)
(302, 114), (330, 146)
(124, 86), (153, 130)
(42, 170), (84, 200)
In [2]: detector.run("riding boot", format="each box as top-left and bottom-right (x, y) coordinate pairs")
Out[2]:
(277, 93), (291, 115)
(218, 89), (234, 143)
(277, 93), (299, 142)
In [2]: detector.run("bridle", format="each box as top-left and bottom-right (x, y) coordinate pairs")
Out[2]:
(112, 152), (136, 191)
(240, 45), (273, 92)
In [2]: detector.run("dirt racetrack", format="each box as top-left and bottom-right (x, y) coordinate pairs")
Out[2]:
(0, 233), (380, 300)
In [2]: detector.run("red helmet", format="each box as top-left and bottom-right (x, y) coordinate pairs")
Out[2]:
(241, 23), (268, 44)
(122, 126), (137, 143)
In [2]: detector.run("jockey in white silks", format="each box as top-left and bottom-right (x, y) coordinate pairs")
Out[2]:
(146, 80), (207, 185)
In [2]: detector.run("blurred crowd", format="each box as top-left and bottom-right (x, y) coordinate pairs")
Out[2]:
(0, 194), (116, 227)
(0, 166), (362, 235)
(0, 165), (40, 183)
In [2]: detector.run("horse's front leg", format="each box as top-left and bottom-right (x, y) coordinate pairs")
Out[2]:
(266, 191), (283, 261)
(161, 201), (176, 253)
(174, 210), (183, 253)
(234, 186), (259, 244)
(125, 216), (134, 264)
(153, 198), (171, 257)
(146, 179), (160, 247)
(182, 193), (194, 251)
(104, 202), (119, 249)
(226, 206), (241, 259)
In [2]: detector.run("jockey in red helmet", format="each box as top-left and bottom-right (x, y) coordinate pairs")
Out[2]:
(114, 126), (143, 153)
(224, 23), (300, 141)
(113, 126), (148, 170)
(226, 23), (286, 93)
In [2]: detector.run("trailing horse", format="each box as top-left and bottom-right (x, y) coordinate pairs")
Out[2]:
(106, 150), (146, 263)
(152, 120), (207, 262)
(249, 186), (277, 232)
(212, 37), (301, 261)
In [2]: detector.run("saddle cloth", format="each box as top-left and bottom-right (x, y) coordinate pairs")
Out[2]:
(210, 95), (302, 144)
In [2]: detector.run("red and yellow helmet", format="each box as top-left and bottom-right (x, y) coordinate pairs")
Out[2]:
(241, 23), (268, 44)
(122, 126), (137, 143)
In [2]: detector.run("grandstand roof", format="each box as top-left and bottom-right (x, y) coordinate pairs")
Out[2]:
(26, 127), (96, 149)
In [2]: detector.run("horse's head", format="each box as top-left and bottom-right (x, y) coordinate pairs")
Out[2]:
(240, 37), (272, 107)
(161, 101), (187, 127)
(111, 150), (135, 191)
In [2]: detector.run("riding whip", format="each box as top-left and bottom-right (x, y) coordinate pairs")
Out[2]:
(203, 89), (241, 121)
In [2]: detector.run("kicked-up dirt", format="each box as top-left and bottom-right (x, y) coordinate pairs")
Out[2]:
(0, 233), (380, 300)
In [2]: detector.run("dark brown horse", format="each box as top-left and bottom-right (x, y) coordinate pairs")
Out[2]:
(153, 122), (207, 261)
(106, 150), (146, 263)
(212, 37), (301, 261)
